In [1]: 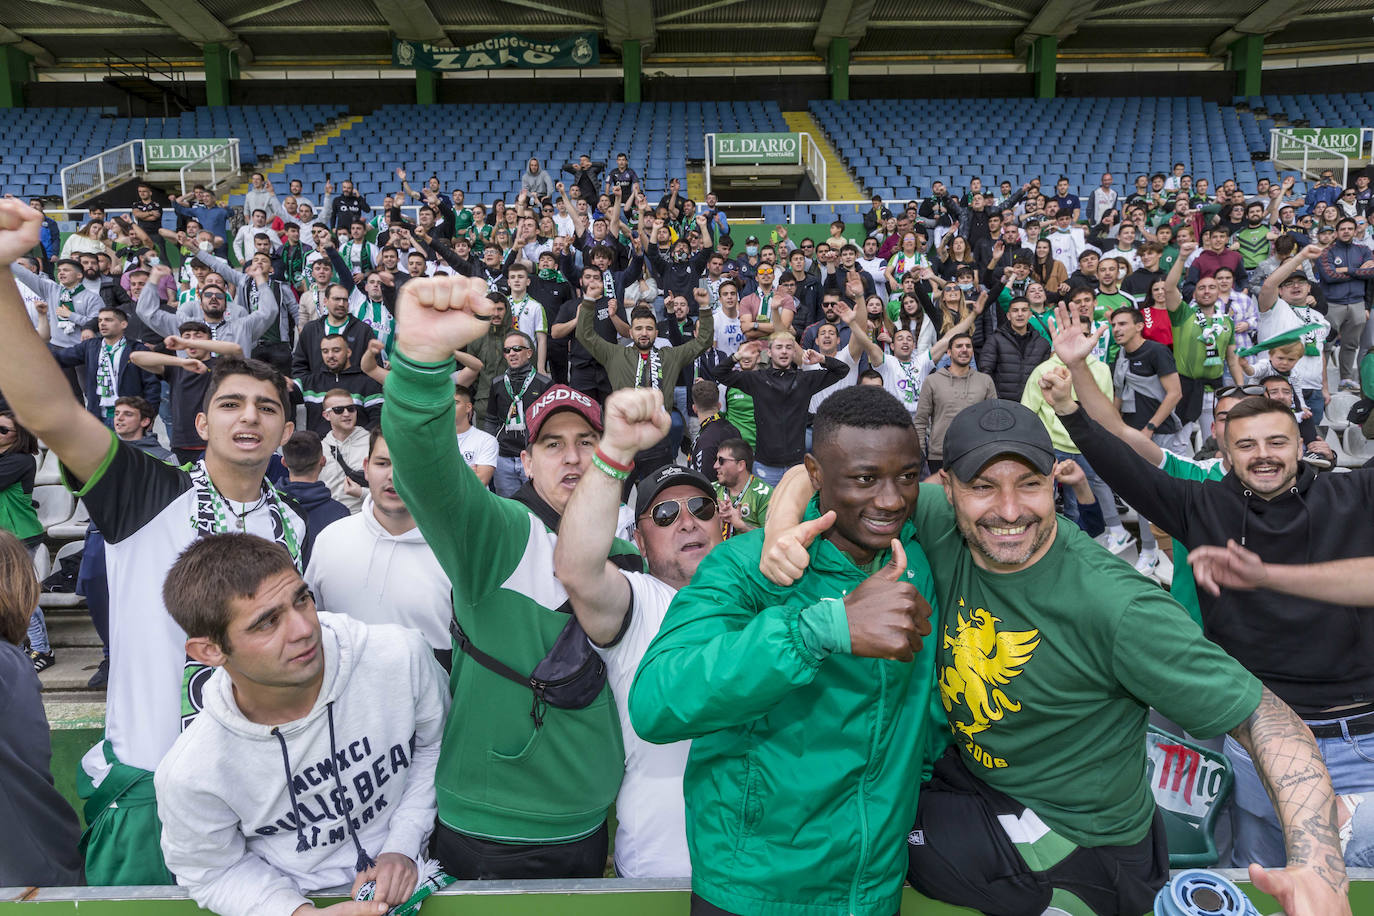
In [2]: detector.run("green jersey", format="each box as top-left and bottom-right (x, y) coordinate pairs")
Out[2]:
(1170, 303), (1235, 379)
(713, 475), (772, 537)
(1234, 225), (1270, 269)
(724, 386), (756, 450)
(1157, 451), (1226, 627)
(910, 484), (1261, 847)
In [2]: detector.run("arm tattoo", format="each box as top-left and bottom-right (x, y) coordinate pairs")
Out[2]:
(1229, 687), (1348, 895)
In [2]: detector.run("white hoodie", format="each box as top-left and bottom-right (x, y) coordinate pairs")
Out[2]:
(154, 612), (449, 916)
(305, 496), (453, 650)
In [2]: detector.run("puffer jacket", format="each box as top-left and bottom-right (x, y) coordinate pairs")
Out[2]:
(979, 323), (1051, 400)
(630, 499), (947, 916)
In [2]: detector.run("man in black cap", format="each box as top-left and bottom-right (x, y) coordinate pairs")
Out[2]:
(759, 398), (1352, 916)
(554, 387), (724, 878)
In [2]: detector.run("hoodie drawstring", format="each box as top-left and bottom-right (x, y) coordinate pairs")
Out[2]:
(270, 726), (311, 854)
(271, 701), (377, 873)
(326, 700), (376, 873)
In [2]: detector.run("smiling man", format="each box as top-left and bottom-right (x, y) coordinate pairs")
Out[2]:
(630, 385), (942, 916)
(382, 275), (640, 880)
(554, 389), (723, 878)
(762, 395), (1352, 916)
(0, 186), (309, 888)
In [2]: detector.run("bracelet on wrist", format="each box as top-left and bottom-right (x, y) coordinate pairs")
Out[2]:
(592, 448), (633, 480)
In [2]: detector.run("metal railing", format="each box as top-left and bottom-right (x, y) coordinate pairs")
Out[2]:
(179, 139), (242, 197)
(703, 132), (826, 197)
(685, 197), (921, 225)
(61, 140), (145, 209)
(1268, 127), (1374, 187)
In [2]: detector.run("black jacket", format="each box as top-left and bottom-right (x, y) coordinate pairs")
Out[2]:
(690, 412), (741, 481)
(50, 337), (160, 418)
(279, 479), (350, 558)
(645, 246), (710, 304)
(718, 358), (848, 466)
(292, 314), (376, 379)
(295, 365), (383, 435)
(979, 323), (1051, 400)
(482, 366), (553, 457)
(1063, 407), (1374, 714)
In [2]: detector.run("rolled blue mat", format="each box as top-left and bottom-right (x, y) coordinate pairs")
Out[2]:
(1154, 869), (1262, 916)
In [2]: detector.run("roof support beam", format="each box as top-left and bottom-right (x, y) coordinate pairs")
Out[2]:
(0, 25), (54, 67)
(369, 0), (446, 42)
(603, 0), (657, 57)
(136, 0), (254, 62)
(1208, 0), (1313, 56)
(813, 0), (877, 56)
(1014, 0), (1102, 55)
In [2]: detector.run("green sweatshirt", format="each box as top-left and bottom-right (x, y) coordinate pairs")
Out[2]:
(382, 352), (629, 844)
(630, 498), (947, 916)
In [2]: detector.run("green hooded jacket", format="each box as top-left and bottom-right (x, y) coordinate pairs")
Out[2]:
(630, 499), (947, 916)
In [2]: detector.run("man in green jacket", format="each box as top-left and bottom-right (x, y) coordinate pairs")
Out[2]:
(383, 275), (637, 879)
(576, 284), (713, 485)
(630, 385), (946, 916)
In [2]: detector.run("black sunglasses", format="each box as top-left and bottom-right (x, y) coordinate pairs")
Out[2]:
(326, 405), (359, 415)
(1216, 385), (1266, 399)
(644, 496), (717, 528)
(200, 290), (226, 301)
(502, 345), (531, 354)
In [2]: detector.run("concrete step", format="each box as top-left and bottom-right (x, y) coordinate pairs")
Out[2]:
(45, 696), (107, 728)
(35, 646), (106, 693)
(45, 615), (104, 649)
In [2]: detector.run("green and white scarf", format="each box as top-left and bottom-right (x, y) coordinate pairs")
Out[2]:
(96, 340), (124, 415)
(355, 299), (393, 351)
(1193, 309), (1230, 367)
(636, 347), (663, 390)
(340, 239), (374, 273)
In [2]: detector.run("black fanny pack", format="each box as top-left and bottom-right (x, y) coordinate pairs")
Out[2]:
(449, 482), (640, 726)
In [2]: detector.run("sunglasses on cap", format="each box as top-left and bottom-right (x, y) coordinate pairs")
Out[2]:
(1216, 385), (1266, 399)
(325, 405), (359, 416)
(643, 496), (717, 528)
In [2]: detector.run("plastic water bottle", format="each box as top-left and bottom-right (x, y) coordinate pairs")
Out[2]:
(1154, 869), (1262, 916)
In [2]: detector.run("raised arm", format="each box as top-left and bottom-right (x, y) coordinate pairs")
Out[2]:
(554, 390), (668, 644)
(192, 249), (246, 287)
(1164, 241), (1193, 312)
(130, 351), (207, 378)
(834, 298), (884, 364)
(0, 202), (119, 481)
(1259, 244), (1323, 313)
(1189, 540), (1374, 606)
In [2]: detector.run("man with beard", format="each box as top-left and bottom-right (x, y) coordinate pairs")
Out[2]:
(577, 296), (712, 485)
(630, 384), (941, 915)
(295, 333), (383, 435)
(138, 263), (281, 357)
(292, 283), (377, 378)
(484, 330), (552, 497)
(759, 396), (1354, 916)
(555, 390), (724, 877)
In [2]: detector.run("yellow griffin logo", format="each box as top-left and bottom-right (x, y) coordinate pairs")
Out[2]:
(939, 606), (1040, 739)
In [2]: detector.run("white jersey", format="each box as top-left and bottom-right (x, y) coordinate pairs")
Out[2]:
(807, 346), (860, 414)
(713, 307), (746, 356)
(508, 295), (548, 341)
(877, 351), (936, 415)
(455, 426), (499, 471)
(1044, 226), (1087, 274)
(593, 572), (691, 878)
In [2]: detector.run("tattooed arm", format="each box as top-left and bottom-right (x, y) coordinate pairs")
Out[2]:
(1229, 687), (1351, 916)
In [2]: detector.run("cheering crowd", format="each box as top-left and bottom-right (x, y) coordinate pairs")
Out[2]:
(1, 146), (1373, 916)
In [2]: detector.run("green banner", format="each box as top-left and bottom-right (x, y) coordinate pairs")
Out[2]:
(393, 33), (598, 71)
(1273, 127), (1365, 158)
(713, 133), (803, 165)
(144, 138), (235, 170)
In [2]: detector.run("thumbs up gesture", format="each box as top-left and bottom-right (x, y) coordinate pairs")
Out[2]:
(844, 540), (933, 661)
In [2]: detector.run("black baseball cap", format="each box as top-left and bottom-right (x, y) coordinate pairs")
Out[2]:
(634, 465), (716, 518)
(944, 400), (1055, 482)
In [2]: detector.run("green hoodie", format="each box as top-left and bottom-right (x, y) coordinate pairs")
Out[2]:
(383, 352), (632, 844)
(630, 498), (946, 916)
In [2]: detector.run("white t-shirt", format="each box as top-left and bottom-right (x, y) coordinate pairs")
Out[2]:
(877, 351), (936, 415)
(713, 307), (745, 356)
(807, 346), (860, 414)
(593, 572), (691, 878)
(858, 255), (888, 298)
(1256, 300), (1330, 391)
(455, 426), (499, 471)
(508, 295), (548, 341)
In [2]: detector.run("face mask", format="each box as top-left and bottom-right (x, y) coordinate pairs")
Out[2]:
(674, 250), (688, 262)
(959, 282), (974, 292)
(745, 245), (759, 257)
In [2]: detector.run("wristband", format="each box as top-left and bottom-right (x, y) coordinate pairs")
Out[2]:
(592, 448), (632, 480)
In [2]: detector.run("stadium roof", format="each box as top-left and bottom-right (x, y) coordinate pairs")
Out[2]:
(3, 0), (1373, 67)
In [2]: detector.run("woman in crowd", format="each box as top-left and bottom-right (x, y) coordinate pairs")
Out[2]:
(0, 411), (49, 672)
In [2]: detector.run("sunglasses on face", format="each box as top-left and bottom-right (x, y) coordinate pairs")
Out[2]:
(201, 290), (226, 301)
(502, 345), (531, 354)
(1216, 385), (1266, 399)
(326, 405), (359, 416)
(643, 495), (717, 528)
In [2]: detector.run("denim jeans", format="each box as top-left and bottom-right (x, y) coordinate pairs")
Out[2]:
(1302, 388), (1325, 428)
(1226, 715), (1374, 868)
(1053, 450), (1121, 528)
(493, 455), (528, 497)
(753, 460), (791, 487)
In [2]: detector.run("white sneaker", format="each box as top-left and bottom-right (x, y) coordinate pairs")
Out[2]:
(1134, 550), (1160, 576)
(1100, 530), (1134, 555)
